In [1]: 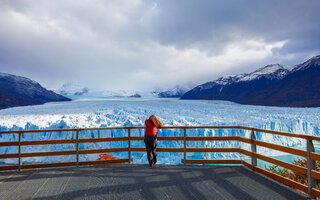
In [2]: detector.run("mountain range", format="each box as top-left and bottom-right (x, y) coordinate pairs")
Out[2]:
(181, 55), (320, 107)
(56, 83), (189, 99)
(0, 73), (71, 110)
(2, 55), (319, 109)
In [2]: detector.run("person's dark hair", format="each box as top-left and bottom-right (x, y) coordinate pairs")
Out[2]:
(149, 115), (159, 127)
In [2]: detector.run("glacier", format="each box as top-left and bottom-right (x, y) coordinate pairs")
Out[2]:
(0, 98), (320, 167)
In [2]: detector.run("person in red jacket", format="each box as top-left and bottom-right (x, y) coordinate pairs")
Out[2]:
(144, 115), (163, 167)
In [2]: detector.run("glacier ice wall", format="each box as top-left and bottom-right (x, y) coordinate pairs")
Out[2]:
(0, 98), (320, 165)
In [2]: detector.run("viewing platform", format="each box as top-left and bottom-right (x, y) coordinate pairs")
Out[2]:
(1, 125), (319, 199)
(0, 164), (308, 200)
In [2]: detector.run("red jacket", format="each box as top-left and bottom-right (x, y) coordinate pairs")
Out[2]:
(145, 119), (158, 136)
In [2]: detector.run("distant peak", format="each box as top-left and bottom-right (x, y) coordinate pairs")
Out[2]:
(293, 55), (320, 72)
(254, 64), (293, 73)
(305, 55), (320, 62)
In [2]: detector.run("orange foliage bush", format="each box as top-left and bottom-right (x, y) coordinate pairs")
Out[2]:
(96, 153), (124, 165)
(266, 158), (320, 188)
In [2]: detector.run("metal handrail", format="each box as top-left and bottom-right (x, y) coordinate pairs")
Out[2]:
(0, 125), (319, 198)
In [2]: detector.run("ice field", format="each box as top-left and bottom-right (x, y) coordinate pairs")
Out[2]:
(0, 98), (320, 166)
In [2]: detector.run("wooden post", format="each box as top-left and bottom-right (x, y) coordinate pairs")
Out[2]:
(237, 129), (242, 161)
(18, 133), (22, 172)
(128, 128), (131, 164)
(250, 130), (257, 170)
(183, 128), (187, 166)
(307, 139), (316, 198)
(76, 130), (79, 167)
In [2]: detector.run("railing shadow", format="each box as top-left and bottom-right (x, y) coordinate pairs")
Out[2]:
(1, 165), (304, 200)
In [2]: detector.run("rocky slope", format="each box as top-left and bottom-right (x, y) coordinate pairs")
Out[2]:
(0, 73), (71, 109)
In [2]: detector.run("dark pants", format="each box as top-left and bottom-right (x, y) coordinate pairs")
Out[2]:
(144, 135), (157, 166)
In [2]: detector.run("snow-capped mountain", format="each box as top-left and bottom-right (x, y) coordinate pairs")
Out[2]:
(57, 83), (89, 96)
(0, 72), (71, 110)
(237, 64), (294, 82)
(157, 85), (190, 98)
(196, 64), (294, 89)
(181, 55), (320, 107)
(291, 55), (320, 72)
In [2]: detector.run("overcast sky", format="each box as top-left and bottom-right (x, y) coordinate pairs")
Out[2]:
(0, 0), (319, 91)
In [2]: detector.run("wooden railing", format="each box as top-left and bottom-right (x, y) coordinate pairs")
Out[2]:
(1, 125), (320, 198)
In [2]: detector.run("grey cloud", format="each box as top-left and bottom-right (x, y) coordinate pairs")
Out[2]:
(0, 0), (319, 91)
(149, 0), (320, 54)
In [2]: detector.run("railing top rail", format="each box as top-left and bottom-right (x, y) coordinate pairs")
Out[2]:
(0, 125), (239, 134)
(240, 126), (320, 141)
(0, 125), (319, 141)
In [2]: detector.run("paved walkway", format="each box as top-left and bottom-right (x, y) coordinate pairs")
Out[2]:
(0, 164), (309, 200)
